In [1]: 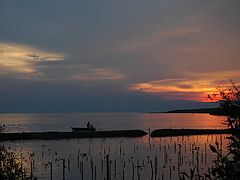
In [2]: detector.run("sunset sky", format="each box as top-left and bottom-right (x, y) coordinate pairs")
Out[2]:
(0, 0), (239, 112)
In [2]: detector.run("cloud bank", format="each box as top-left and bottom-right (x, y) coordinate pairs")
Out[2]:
(0, 42), (65, 75)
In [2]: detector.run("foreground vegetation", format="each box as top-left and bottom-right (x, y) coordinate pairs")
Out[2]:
(0, 125), (28, 180)
(180, 81), (240, 180)
(208, 81), (240, 180)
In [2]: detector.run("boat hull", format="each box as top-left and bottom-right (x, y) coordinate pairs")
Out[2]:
(71, 127), (96, 132)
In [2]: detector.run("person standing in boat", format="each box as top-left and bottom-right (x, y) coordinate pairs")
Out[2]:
(87, 122), (90, 128)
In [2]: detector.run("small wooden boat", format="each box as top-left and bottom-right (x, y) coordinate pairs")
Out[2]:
(71, 127), (96, 132)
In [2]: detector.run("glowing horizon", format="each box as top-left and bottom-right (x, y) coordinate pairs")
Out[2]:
(129, 72), (240, 102)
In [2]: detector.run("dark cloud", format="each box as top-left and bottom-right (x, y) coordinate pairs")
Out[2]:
(0, 0), (239, 112)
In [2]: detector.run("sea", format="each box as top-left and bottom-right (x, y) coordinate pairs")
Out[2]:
(0, 113), (228, 180)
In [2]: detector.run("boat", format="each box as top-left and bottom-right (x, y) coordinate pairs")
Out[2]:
(71, 127), (96, 132)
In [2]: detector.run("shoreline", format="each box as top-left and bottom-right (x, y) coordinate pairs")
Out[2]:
(151, 128), (234, 137)
(0, 130), (147, 141)
(0, 128), (236, 141)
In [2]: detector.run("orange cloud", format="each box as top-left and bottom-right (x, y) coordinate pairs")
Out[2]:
(129, 71), (240, 102)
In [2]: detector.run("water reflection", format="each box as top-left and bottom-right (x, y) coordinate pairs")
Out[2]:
(0, 113), (226, 133)
(1, 113), (229, 179)
(4, 134), (229, 180)
(139, 113), (226, 130)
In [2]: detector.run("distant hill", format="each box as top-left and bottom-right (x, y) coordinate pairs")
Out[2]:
(165, 108), (219, 114)
(151, 107), (228, 115)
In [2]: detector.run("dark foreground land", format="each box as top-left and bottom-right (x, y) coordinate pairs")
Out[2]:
(151, 128), (234, 137)
(162, 107), (236, 116)
(163, 108), (219, 114)
(0, 130), (147, 141)
(0, 128), (236, 141)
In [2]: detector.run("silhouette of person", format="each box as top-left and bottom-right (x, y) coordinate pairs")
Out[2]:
(87, 122), (90, 128)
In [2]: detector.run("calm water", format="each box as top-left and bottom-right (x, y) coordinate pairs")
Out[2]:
(0, 113), (226, 133)
(1, 113), (229, 180)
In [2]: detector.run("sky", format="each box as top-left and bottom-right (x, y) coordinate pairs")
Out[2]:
(0, 0), (240, 112)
